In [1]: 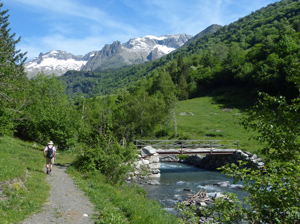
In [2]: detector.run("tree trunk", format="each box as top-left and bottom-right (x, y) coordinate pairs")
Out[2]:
(172, 111), (177, 137)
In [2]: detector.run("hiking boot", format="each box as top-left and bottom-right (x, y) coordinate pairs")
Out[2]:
(46, 169), (49, 174)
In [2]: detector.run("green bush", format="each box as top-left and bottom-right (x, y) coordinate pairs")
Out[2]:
(73, 140), (137, 183)
(176, 155), (189, 160)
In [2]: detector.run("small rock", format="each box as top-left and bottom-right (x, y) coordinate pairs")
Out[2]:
(148, 173), (161, 179)
(183, 188), (191, 191)
(152, 169), (160, 174)
(229, 184), (244, 190)
(149, 163), (161, 169)
(212, 181), (230, 187)
(142, 159), (150, 165)
(149, 155), (160, 163)
(200, 202), (207, 207)
(147, 180), (160, 185)
(251, 154), (257, 160)
(214, 192), (227, 199)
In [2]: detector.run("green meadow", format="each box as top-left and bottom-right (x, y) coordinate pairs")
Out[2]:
(175, 96), (262, 154)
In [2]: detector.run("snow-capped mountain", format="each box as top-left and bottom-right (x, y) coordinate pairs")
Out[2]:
(81, 34), (192, 71)
(25, 34), (192, 78)
(25, 50), (95, 79)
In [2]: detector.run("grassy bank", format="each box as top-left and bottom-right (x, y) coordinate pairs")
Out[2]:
(67, 167), (179, 224)
(175, 96), (262, 153)
(0, 136), (49, 223)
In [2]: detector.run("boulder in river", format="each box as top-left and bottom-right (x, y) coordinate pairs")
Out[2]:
(160, 155), (179, 162)
(212, 181), (231, 187)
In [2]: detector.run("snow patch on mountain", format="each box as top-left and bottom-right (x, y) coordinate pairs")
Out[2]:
(143, 35), (168, 40)
(25, 50), (88, 79)
(156, 45), (176, 54)
(26, 57), (86, 69)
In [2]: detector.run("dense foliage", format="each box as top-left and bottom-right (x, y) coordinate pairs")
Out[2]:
(16, 73), (80, 148)
(0, 2), (28, 136)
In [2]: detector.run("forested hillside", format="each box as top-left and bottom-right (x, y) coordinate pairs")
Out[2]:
(61, 0), (300, 101)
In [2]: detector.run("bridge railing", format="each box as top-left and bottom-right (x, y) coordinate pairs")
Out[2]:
(134, 140), (239, 150)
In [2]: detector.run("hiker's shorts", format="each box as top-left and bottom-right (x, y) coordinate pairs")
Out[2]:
(46, 157), (54, 164)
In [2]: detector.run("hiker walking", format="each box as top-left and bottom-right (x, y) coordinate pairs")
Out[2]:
(43, 141), (56, 174)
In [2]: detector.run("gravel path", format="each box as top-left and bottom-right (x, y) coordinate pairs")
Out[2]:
(22, 164), (95, 224)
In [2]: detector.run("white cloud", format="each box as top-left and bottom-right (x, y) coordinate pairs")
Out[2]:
(7, 0), (137, 33)
(8, 0), (280, 61)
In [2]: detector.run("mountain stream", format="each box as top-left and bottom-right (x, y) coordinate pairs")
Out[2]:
(143, 162), (248, 212)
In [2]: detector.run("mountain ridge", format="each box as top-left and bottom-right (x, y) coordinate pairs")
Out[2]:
(25, 50), (92, 79)
(25, 33), (193, 78)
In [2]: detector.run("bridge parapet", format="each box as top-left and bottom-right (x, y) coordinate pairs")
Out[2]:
(135, 140), (239, 152)
(155, 148), (237, 155)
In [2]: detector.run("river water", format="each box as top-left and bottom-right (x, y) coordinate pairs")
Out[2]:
(143, 162), (248, 210)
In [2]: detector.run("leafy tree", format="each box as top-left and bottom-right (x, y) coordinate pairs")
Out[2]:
(73, 98), (137, 183)
(0, 2), (28, 135)
(17, 73), (80, 148)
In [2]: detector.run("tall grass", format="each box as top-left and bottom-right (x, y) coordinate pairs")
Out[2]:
(67, 167), (179, 224)
(0, 136), (49, 223)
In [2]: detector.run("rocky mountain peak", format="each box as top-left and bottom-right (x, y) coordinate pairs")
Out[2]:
(81, 33), (193, 71)
(102, 41), (123, 57)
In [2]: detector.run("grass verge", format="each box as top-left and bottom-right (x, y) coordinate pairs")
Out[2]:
(0, 136), (49, 223)
(67, 167), (179, 224)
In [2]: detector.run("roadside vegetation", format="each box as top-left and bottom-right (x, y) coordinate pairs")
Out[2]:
(0, 136), (49, 223)
(68, 167), (179, 224)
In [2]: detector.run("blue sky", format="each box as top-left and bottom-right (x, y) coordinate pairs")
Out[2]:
(4, 0), (280, 60)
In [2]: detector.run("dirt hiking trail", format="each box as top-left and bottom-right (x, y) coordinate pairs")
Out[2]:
(22, 164), (95, 224)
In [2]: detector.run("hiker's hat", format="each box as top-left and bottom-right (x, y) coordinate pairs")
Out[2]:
(48, 141), (54, 145)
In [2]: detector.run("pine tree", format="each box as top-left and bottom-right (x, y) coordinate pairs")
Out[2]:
(0, 2), (28, 136)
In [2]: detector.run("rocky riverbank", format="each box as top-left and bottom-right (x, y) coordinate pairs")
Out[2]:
(128, 146), (161, 181)
(183, 150), (264, 170)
